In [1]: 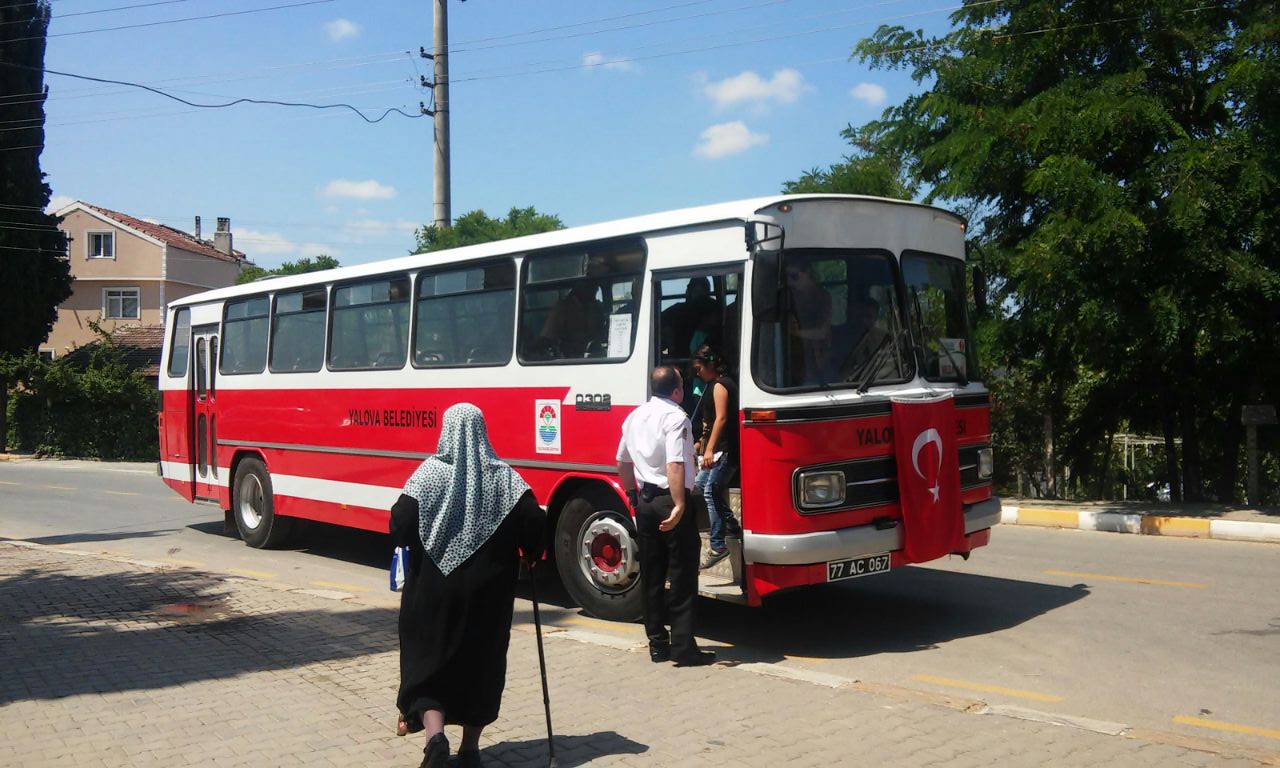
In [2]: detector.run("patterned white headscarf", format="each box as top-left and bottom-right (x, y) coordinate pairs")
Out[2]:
(402, 403), (532, 576)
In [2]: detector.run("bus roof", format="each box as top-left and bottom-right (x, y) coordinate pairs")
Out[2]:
(169, 194), (961, 308)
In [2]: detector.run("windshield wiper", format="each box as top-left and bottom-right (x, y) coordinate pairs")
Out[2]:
(845, 332), (894, 393)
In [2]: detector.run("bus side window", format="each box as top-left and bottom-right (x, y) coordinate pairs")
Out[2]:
(222, 296), (269, 375)
(518, 241), (644, 364)
(414, 260), (515, 368)
(330, 276), (410, 370)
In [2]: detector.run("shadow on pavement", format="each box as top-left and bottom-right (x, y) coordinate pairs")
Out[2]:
(17, 530), (176, 546)
(188, 518), (393, 570)
(0, 564), (397, 706)
(483, 731), (648, 768)
(696, 565), (1090, 663)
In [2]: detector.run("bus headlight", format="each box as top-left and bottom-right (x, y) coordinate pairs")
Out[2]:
(978, 447), (994, 479)
(799, 470), (845, 507)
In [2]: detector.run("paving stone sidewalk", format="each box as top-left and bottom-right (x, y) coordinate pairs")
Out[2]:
(1, 541), (1275, 768)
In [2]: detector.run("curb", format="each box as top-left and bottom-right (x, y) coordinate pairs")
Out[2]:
(1001, 505), (1280, 544)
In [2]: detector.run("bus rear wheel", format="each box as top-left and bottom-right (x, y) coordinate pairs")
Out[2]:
(554, 492), (643, 622)
(232, 457), (291, 549)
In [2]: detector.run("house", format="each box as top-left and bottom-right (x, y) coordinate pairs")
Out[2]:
(60, 324), (166, 387)
(42, 202), (250, 359)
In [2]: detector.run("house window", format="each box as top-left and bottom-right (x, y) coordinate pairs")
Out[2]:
(104, 288), (140, 319)
(88, 232), (115, 259)
(38, 349), (55, 363)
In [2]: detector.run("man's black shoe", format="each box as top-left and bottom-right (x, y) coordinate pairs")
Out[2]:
(649, 644), (671, 663)
(672, 650), (716, 667)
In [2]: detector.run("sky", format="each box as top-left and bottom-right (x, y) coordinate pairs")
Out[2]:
(35, 0), (958, 269)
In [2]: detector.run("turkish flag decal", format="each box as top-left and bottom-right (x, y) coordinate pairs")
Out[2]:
(891, 393), (964, 562)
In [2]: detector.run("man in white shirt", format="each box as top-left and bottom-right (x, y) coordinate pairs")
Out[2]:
(616, 366), (716, 667)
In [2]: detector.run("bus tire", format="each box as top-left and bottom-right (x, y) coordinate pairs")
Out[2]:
(554, 492), (643, 622)
(232, 457), (291, 549)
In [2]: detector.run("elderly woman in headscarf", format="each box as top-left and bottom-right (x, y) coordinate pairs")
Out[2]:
(390, 403), (546, 768)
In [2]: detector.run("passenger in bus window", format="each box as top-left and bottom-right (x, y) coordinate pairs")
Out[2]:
(691, 345), (742, 569)
(785, 260), (832, 383)
(390, 403), (547, 768)
(616, 366), (717, 667)
(661, 276), (718, 359)
(539, 277), (606, 358)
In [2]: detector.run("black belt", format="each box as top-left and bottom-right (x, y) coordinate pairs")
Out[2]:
(639, 482), (669, 501)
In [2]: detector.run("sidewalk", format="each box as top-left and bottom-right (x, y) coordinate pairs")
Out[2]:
(2, 541), (1277, 767)
(1000, 498), (1280, 544)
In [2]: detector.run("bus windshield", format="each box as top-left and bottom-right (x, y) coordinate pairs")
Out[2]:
(752, 250), (913, 391)
(901, 251), (977, 383)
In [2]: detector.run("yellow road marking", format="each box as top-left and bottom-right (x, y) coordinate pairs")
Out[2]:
(165, 558), (204, 569)
(1043, 570), (1206, 589)
(1142, 516), (1211, 537)
(1017, 507), (1081, 527)
(912, 674), (1063, 703)
(783, 655), (830, 663)
(44, 485), (75, 491)
(312, 580), (371, 593)
(1173, 715), (1280, 741)
(0, 480), (19, 485)
(563, 615), (643, 634)
(229, 568), (276, 580)
(104, 491), (139, 497)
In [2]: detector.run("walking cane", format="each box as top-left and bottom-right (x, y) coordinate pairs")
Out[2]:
(529, 562), (557, 768)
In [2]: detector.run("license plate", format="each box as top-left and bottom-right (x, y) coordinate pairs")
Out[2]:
(827, 553), (891, 582)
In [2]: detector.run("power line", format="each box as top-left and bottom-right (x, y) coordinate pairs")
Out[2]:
(450, 0), (721, 46)
(0, 63), (427, 123)
(4, 0), (336, 43)
(0, 0), (198, 25)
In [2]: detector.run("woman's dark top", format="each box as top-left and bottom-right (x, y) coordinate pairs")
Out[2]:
(698, 375), (740, 458)
(391, 489), (545, 727)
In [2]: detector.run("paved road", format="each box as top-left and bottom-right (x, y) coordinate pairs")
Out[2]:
(2, 459), (1278, 759)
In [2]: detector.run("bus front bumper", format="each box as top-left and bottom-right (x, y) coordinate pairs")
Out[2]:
(743, 497), (1002, 565)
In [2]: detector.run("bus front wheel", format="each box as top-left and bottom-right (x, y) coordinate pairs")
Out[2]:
(554, 492), (643, 622)
(232, 457), (291, 549)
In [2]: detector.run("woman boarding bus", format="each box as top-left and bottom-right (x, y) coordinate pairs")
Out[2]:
(158, 195), (999, 620)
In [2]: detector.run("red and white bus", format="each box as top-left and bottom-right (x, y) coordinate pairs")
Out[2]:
(158, 195), (999, 619)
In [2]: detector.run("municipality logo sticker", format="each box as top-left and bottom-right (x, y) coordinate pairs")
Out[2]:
(538, 404), (558, 443)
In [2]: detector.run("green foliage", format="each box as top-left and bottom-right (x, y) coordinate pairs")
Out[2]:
(783, 124), (918, 200)
(5, 329), (158, 460)
(850, 0), (1280, 502)
(236, 254), (340, 285)
(413, 207), (564, 253)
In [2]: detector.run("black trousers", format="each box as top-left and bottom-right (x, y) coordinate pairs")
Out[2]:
(635, 489), (701, 658)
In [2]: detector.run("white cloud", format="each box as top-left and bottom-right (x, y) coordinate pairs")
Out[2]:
(325, 18), (361, 42)
(46, 195), (76, 213)
(344, 219), (420, 237)
(850, 82), (887, 107)
(236, 229), (337, 263)
(321, 179), (396, 200)
(582, 51), (635, 72)
(703, 68), (807, 111)
(694, 121), (767, 159)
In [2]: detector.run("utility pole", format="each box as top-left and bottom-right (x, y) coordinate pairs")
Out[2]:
(421, 0), (451, 228)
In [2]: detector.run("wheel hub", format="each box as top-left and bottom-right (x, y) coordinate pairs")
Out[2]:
(580, 516), (639, 589)
(238, 474), (264, 530)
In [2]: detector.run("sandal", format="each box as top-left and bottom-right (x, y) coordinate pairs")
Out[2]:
(397, 713), (424, 736)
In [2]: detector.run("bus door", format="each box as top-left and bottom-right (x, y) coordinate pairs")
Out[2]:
(190, 324), (220, 501)
(652, 266), (744, 412)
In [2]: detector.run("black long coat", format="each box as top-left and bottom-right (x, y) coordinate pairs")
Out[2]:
(391, 489), (545, 727)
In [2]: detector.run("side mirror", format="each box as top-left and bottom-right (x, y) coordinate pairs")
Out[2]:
(972, 265), (988, 319)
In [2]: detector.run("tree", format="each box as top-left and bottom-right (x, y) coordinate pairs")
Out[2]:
(783, 124), (918, 200)
(0, 0), (73, 451)
(413, 206), (564, 253)
(236, 255), (340, 285)
(854, 0), (1279, 502)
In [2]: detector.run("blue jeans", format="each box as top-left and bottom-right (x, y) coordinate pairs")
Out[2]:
(696, 455), (736, 551)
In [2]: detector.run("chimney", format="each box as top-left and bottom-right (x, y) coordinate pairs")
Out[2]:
(193, 216), (202, 240)
(214, 217), (232, 256)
